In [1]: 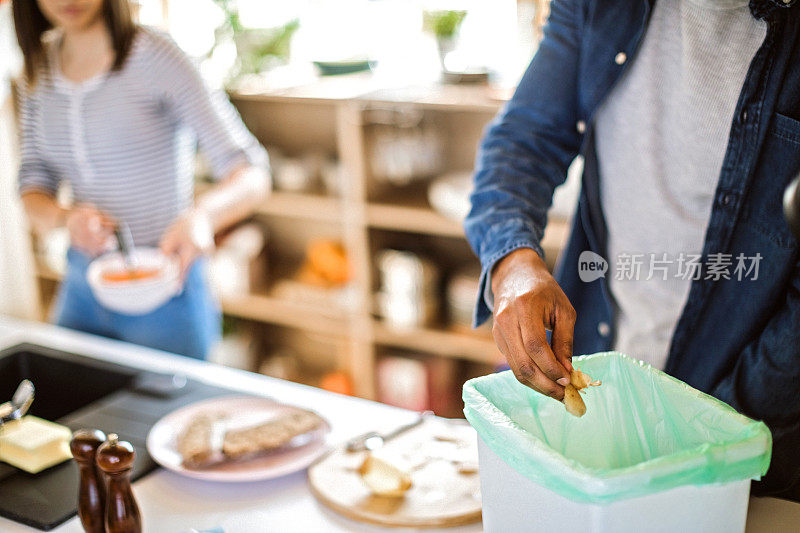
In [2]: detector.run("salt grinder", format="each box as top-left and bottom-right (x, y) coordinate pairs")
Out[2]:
(70, 429), (107, 533)
(96, 434), (142, 533)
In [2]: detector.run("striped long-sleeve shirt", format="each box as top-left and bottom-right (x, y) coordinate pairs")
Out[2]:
(17, 26), (268, 247)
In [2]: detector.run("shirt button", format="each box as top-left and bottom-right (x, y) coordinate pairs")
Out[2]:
(576, 120), (586, 134)
(597, 322), (611, 337)
(722, 193), (735, 206)
(614, 52), (627, 65)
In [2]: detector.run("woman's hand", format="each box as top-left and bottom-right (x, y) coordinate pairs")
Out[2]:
(491, 248), (576, 401)
(65, 205), (116, 256)
(159, 209), (214, 279)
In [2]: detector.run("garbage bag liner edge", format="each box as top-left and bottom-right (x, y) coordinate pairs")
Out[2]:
(462, 351), (772, 504)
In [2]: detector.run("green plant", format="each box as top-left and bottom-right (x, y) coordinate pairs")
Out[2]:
(422, 9), (467, 39)
(211, 0), (243, 34)
(234, 19), (300, 74)
(251, 19), (299, 60)
(209, 0), (299, 76)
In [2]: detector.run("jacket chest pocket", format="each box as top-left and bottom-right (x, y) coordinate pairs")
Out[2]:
(770, 113), (800, 144)
(739, 113), (800, 250)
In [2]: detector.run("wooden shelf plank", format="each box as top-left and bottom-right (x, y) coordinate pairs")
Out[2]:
(256, 192), (344, 222)
(366, 203), (572, 252)
(230, 79), (507, 113)
(359, 84), (505, 113)
(366, 203), (464, 237)
(230, 72), (381, 104)
(372, 321), (500, 365)
(221, 293), (349, 337)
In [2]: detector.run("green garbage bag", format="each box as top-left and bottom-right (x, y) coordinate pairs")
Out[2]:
(463, 351), (772, 503)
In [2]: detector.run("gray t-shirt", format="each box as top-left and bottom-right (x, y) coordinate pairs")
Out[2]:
(594, 0), (765, 369)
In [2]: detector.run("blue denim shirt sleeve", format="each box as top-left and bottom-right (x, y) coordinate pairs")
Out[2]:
(464, 0), (586, 327)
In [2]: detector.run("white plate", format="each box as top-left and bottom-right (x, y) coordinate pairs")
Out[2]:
(146, 396), (331, 482)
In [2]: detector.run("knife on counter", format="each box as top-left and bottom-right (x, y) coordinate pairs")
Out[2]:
(344, 411), (433, 453)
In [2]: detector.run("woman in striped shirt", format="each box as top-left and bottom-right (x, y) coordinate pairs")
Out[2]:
(13, 0), (270, 359)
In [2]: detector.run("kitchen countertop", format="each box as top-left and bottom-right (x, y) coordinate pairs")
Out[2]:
(0, 315), (797, 533)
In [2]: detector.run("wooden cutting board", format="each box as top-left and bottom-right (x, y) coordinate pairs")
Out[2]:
(307, 418), (482, 528)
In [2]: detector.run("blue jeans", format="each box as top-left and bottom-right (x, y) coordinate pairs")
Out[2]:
(52, 248), (221, 360)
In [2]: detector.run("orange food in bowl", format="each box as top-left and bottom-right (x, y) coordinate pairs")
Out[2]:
(101, 267), (161, 283)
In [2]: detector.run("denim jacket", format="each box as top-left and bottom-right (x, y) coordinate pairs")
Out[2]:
(465, 0), (800, 497)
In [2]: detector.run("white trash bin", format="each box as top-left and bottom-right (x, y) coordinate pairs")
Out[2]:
(477, 436), (751, 533)
(463, 352), (771, 533)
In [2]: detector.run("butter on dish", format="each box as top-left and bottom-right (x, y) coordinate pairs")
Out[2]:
(0, 416), (73, 474)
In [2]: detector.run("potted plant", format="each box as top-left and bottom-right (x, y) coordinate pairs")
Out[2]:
(422, 9), (467, 70)
(211, 0), (299, 77)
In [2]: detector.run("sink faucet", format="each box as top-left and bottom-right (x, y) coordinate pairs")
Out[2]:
(0, 380), (35, 428)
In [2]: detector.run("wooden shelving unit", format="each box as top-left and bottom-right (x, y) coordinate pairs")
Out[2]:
(228, 79), (571, 400)
(34, 77), (571, 402)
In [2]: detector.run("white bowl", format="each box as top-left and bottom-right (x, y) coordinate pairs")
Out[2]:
(87, 247), (181, 315)
(427, 171), (473, 222)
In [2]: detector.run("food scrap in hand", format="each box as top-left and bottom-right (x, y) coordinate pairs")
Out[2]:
(563, 368), (601, 417)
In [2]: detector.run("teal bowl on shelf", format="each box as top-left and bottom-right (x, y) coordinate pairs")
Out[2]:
(313, 59), (376, 76)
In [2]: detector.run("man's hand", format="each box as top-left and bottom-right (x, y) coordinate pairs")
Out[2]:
(159, 209), (214, 279)
(491, 248), (576, 400)
(65, 205), (116, 256)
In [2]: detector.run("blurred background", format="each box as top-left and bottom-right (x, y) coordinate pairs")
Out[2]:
(0, 0), (581, 418)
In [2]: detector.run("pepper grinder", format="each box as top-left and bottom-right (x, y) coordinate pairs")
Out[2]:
(71, 429), (107, 533)
(96, 434), (142, 533)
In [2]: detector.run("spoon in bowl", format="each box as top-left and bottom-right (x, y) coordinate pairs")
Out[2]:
(114, 221), (137, 271)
